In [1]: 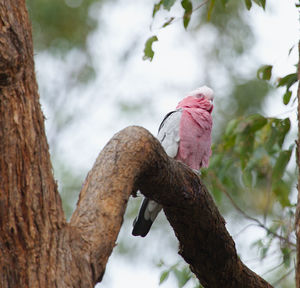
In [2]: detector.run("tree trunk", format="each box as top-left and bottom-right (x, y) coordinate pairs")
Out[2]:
(295, 40), (300, 288)
(0, 0), (65, 286)
(0, 1), (274, 287)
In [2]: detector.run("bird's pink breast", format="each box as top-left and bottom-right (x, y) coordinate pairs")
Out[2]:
(176, 108), (212, 170)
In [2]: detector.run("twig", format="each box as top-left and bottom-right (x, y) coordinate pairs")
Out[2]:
(208, 171), (296, 247)
(262, 261), (284, 277)
(244, 250), (280, 265)
(151, 0), (210, 30)
(193, 0), (210, 12)
(272, 268), (294, 287)
(232, 223), (257, 238)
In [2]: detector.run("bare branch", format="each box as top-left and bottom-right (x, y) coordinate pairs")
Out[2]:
(69, 126), (273, 287)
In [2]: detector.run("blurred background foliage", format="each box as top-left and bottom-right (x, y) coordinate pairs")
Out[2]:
(26, 0), (298, 287)
(27, 0), (104, 52)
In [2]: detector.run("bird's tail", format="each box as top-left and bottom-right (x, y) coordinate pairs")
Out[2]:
(132, 198), (162, 237)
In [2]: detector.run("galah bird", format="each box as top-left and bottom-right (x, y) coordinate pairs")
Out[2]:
(132, 86), (214, 237)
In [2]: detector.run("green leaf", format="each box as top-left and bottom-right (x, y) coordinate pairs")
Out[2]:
(181, 0), (193, 29)
(246, 114), (267, 132)
(283, 90), (292, 105)
(153, 0), (163, 18)
(264, 122), (279, 154)
(288, 45), (295, 56)
(207, 0), (215, 21)
(281, 247), (292, 268)
(245, 0), (252, 10)
(236, 128), (254, 169)
(260, 0), (266, 9)
(159, 270), (170, 285)
(225, 118), (239, 137)
(273, 179), (291, 207)
(272, 148), (292, 180)
(277, 73), (298, 90)
(162, 17), (175, 28)
(257, 65), (272, 80)
(163, 0), (176, 10)
(143, 36), (158, 61)
(277, 118), (291, 147)
(173, 267), (191, 288)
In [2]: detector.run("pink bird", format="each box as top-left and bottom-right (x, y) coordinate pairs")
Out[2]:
(132, 86), (214, 237)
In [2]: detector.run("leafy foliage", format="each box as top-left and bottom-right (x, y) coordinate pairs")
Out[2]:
(146, 0), (267, 60)
(26, 0), (106, 52)
(204, 114), (294, 209)
(257, 64), (298, 106)
(277, 72), (298, 105)
(144, 0), (297, 285)
(158, 261), (203, 288)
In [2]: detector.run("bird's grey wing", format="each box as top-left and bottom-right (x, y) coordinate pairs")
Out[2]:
(157, 109), (182, 158)
(132, 109), (182, 237)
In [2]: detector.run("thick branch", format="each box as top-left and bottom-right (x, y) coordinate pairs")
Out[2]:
(70, 126), (272, 288)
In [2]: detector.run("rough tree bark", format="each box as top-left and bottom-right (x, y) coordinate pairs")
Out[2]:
(0, 1), (274, 287)
(295, 40), (300, 288)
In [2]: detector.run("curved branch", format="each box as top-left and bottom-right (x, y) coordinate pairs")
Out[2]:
(70, 126), (273, 288)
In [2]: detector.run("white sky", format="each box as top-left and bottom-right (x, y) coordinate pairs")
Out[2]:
(36, 0), (299, 287)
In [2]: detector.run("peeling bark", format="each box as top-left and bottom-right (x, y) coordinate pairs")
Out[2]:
(0, 1), (274, 288)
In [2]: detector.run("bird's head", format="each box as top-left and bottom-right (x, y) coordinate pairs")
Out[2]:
(187, 86), (214, 101)
(185, 86), (214, 113)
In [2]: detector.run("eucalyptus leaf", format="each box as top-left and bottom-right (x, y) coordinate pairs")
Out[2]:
(257, 65), (272, 80)
(283, 90), (292, 105)
(245, 0), (252, 10)
(153, 0), (163, 17)
(272, 148), (292, 180)
(162, 17), (175, 28)
(246, 114), (267, 132)
(281, 247), (292, 268)
(277, 73), (298, 90)
(163, 0), (176, 10)
(159, 270), (170, 285)
(143, 36), (158, 61)
(236, 129), (254, 169)
(207, 0), (215, 21)
(272, 180), (291, 207)
(277, 118), (291, 147)
(174, 267), (190, 288)
(225, 118), (239, 137)
(181, 0), (193, 29)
